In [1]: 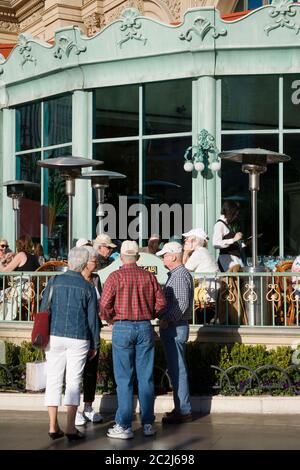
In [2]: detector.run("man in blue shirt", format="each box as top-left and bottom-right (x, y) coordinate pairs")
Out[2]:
(157, 241), (194, 424)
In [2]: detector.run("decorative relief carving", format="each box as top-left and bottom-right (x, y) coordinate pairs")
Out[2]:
(165, 0), (181, 21)
(83, 12), (106, 36)
(179, 16), (227, 41)
(0, 20), (19, 33)
(105, 0), (144, 25)
(20, 10), (43, 30)
(118, 8), (147, 48)
(17, 33), (37, 68)
(54, 36), (87, 59)
(265, 0), (300, 35)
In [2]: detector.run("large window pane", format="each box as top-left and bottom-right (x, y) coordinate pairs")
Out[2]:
(221, 134), (279, 256)
(144, 80), (192, 135)
(283, 135), (300, 255)
(144, 137), (192, 242)
(43, 146), (72, 258)
(94, 85), (139, 139)
(44, 95), (72, 146)
(94, 141), (139, 238)
(222, 76), (279, 130)
(16, 152), (41, 242)
(16, 103), (41, 151)
(284, 75), (300, 129)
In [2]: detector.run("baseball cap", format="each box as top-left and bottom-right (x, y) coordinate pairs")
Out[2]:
(156, 241), (183, 257)
(121, 240), (139, 255)
(93, 234), (117, 248)
(182, 228), (209, 240)
(76, 238), (91, 248)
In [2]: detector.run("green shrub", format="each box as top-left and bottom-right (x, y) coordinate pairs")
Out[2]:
(1, 339), (299, 396)
(216, 343), (297, 396)
(96, 338), (115, 394)
(18, 341), (44, 365)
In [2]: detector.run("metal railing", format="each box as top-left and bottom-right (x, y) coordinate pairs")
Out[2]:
(0, 272), (58, 322)
(0, 270), (300, 327)
(193, 271), (300, 327)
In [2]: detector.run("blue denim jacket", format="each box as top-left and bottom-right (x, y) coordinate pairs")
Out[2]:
(40, 270), (100, 349)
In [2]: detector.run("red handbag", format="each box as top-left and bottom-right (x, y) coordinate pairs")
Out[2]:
(31, 285), (54, 350)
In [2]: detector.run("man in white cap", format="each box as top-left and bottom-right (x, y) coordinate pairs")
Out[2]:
(156, 241), (194, 424)
(93, 234), (117, 270)
(100, 240), (166, 439)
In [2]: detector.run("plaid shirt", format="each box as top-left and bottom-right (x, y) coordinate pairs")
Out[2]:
(100, 263), (166, 322)
(160, 264), (194, 323)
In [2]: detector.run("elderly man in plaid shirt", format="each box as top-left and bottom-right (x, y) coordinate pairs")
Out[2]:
(157, 241), (194, 424)
(100, 240), (166, 440)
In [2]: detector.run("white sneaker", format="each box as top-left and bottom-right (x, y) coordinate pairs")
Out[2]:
(143, 424), (156, 436)
(107, 424), (134, 440)
(75, 411), (87, 426)
(83, 408), (103, 423)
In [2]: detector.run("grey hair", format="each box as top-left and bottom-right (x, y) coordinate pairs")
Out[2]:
(121, 253), (139, 263)
(83, 245), (98, 261)
(68, 247), (89, 271)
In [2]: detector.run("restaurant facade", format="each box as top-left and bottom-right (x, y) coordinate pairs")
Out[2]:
(0, 1), (299, 259)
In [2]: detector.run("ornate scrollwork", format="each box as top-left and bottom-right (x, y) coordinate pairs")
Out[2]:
(183, 129), (220, 173)
(117, 8), (147, 48)
(289, 287), (300, 303)
(54, 36), (87, 60)
(266, 283), (281, 302)
(265, 0), (300, 35)
(220, 283), (236, 303)
(243, 282), (258, 303)
(17, 34), (37, 68)
(0, 363), (26, 392)
(179, 16), (227, 42)
(212, 363), (300, 395)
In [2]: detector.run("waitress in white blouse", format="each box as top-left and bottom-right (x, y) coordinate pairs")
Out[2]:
(213, 200), (244, 272)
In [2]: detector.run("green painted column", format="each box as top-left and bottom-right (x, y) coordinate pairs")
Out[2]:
(192, 76), (217, 249)
(72, 90), (93, 244)
(1, 108), (15, 249)
(0, 110), (3, 238)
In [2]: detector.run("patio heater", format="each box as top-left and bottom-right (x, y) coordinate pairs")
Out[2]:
(3, 180), (40, 242)
(37, 157), (102, 252)
(80, 170), (126, 234)
(220, 149), (290, 269)
(219, 148), (291, 325)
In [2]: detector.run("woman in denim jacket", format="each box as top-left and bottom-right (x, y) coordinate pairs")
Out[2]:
(41, 247), (100, 441)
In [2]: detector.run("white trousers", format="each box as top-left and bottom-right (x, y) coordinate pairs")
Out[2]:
(45, 335), (89, 407)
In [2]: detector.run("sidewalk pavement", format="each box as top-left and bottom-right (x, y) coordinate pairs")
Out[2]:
(0, 410), (299, 450)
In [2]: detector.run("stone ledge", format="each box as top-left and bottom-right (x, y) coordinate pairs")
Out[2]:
(2, 323), (300, 348)
(1, 393), (300, 414)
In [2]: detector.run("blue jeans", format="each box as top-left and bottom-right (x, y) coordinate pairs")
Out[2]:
(112, 320), (155, 428)
(160, 321), (191, 415)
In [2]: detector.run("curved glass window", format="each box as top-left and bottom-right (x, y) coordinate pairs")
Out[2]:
(144, 80), (192, 135)
(234, 0), (270, 12)
(94, 85), (139, 139)
(222, 76), (278, 130)
(15, 95), (72, 256)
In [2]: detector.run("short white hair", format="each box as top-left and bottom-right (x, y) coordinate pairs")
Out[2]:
(68, 247), (89, 271)
(186, 235), (205, 248)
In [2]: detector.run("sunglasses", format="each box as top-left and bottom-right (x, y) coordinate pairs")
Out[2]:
(0, 244), (8, 248)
